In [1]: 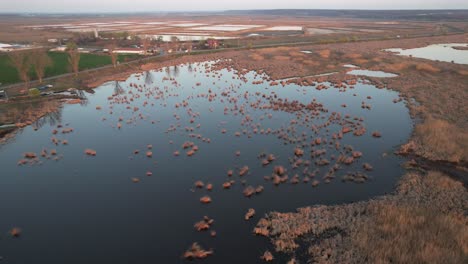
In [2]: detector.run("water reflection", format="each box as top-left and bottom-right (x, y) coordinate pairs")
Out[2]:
(0, 100), (63, 127)
(113, 81), (126, 96)
(144, 71), (154, 85)
(33, 110), (62, 130)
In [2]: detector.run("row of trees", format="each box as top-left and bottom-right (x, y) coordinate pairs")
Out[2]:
(8, 49), (52, 86)
(8, 42), (81, 87)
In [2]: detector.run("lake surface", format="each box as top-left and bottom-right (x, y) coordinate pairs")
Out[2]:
(0, 62), (412, 263)
(385, 43), (468, 64)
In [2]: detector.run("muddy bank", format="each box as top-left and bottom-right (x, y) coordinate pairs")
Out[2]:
(254, 171), (468, 263)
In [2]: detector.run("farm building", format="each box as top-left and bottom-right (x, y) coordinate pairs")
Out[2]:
(112, 48), (145, 55)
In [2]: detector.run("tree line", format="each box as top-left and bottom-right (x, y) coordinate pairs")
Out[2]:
(7, 42), (81, 87)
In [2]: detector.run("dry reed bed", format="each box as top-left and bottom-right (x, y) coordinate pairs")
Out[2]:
(255, 171), (468, 263)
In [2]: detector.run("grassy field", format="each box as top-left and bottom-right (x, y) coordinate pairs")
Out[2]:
(0, 52), (139, 85)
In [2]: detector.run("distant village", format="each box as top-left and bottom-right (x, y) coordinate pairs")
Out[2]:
(0, 29), (224, 55)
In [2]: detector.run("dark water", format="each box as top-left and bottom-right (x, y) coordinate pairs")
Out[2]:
(0, 62), (412, 263)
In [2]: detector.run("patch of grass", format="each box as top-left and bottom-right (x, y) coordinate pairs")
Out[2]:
(0, 52), (138, 85)
(0, 53), (20, 85)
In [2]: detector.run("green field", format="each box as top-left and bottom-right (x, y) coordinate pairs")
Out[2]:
(0, 52), (139, 85)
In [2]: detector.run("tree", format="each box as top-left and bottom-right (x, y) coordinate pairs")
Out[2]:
(107, 43), (119, 68)
(66, 42), (80, 77)
(170, 36), (180, 52)
(157, 36), (164, 44)
(8, 50), (31, 87)
(140, 36), (150, 55)
(198, 39), (207, 50)
(186, 37), (193, 54)
(31, 49), (52, 84)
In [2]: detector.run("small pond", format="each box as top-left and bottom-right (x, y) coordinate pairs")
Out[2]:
(385, 43), (468, 64)
(347, 69), (398, 78)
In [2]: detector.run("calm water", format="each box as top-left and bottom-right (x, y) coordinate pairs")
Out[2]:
(386, 43), (468, 64)
(347, 69), (398, 78)
(0, 62), (412, 263)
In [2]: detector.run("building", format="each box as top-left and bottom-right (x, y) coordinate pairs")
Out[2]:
(113, 48), (145, 55)
(0, 43), (31, 52)
(50, 46), (67, 52)
(207, 39), (220, 49)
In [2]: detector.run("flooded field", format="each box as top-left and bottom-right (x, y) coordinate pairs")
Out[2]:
(386, 43), (468, 64)
(192, 25), (262, 31)
(155, 35), (237, 42)
(0, 62), (412, 263)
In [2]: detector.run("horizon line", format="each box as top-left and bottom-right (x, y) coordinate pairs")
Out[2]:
(1, 8), (468, 14)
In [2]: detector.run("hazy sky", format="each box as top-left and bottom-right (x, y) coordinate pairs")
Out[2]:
(1, 0), (467, 12)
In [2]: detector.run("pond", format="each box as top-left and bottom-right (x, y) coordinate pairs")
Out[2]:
(347, 69), (398, 78)
(385, 43), (468, 64)
(0, 62), (412, 263)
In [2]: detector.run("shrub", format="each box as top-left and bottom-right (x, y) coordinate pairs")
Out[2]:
(28, 88), (40, 97)
(415, 63), (440, 73)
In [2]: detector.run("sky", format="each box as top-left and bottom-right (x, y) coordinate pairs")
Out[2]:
(1, 0), (467, 13)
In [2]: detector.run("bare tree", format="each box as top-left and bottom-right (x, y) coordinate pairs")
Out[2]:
(8, 50), (31, 87)
(140, 36), (150, 55)
(66, 42), (80, 77)
(170, 36), (180, 52)
(107, 43), (119, 68)
(31, 49), (52, 84)
(186, 37), (193, 54)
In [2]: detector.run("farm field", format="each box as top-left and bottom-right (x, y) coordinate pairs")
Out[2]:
(0, 52), (139, 85)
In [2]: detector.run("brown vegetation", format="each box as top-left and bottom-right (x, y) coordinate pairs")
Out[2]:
(84, 149), (97, 156)
(9, 227), (22, 238)
(413, 118), (468, 163)
(183, 243), (213, 260)
(415, 62), (441, 73)
(255, 171), (468, 263)
(245, 208), (255, 220)
(353, 204), (467, 264)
